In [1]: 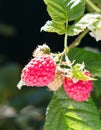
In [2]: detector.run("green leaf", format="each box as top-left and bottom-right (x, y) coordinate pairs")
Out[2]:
(44, 88), (101, 130)
(43, 0), (85, 23)
(68, 48), (101, 77)
(93, 77), (101, 98)
(41, 20), (66, 34)
(72, 63), (93, 81)
(67, 0), (86, 21)
(67, 12), (101, 36)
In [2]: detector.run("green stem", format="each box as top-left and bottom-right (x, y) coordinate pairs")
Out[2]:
(64, 34), (68, 49)
(64, 22), (68, 53)
(85, 0), (101, 12)
(69, 29), (89, 49)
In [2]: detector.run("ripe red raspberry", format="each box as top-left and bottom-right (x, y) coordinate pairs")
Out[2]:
(21, 55), (56, 87)
(63, 71), (93, 102)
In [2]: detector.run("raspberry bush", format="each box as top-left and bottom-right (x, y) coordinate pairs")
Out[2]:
(17, 0), (101, 130)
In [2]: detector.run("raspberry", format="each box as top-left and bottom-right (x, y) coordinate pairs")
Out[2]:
(63, 71), (93, 102)
(48, 71), (63, 91)
(21, 55), (56, 87)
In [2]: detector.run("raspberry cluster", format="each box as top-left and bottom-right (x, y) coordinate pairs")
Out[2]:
(18, 44), (93, 102)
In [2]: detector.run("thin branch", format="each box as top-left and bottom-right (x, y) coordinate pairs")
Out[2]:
(86, 0), (101, 12)
(69, 29), (89, 49)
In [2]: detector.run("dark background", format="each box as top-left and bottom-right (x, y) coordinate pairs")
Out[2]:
(0, 0), (64, 65)
(0, 0), (101, 65)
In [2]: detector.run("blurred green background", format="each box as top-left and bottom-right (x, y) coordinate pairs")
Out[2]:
(0, 0), (101, 130)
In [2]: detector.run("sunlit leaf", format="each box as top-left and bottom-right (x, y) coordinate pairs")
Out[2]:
(41, 20), (66, 34)
(44, 0), (85, 23)
(44, 88), (101, 130)
(67, 12), (101, 36)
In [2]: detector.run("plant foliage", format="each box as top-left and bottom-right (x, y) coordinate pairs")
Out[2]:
(41, 0), (101, 129)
